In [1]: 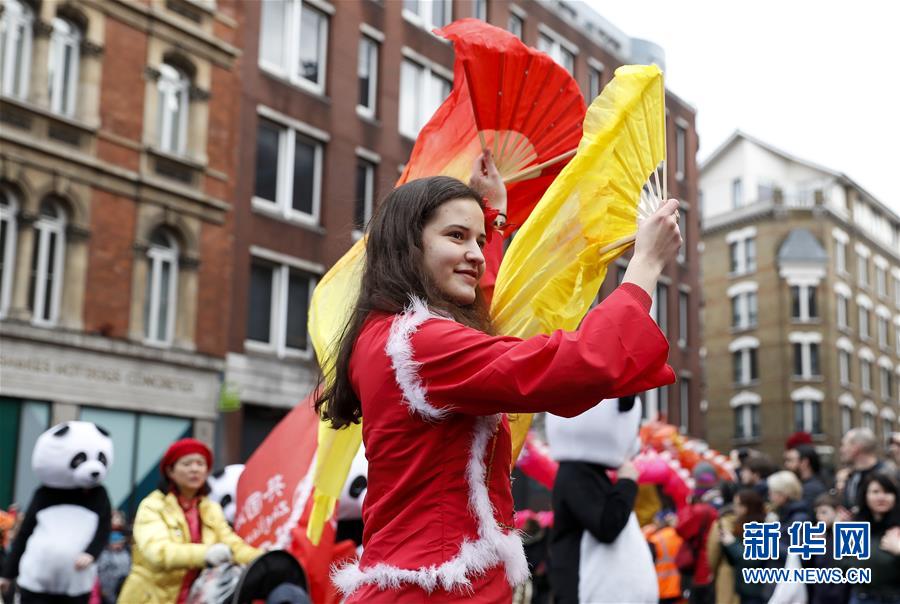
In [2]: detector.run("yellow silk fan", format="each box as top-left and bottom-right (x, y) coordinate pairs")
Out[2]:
(491, 64), (667, 461)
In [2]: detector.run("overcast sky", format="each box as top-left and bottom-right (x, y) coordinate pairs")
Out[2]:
(588, 0), (900, 209)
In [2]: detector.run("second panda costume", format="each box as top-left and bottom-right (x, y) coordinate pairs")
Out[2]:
(547, 397), (658, 604)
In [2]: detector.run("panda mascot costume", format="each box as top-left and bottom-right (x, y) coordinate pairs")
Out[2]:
(208, 464), (245, 526)
(546, 397), (657, 604)
(1, 421), (113, 604)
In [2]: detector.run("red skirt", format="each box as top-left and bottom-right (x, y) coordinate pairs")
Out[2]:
(344, 566), (513, 603)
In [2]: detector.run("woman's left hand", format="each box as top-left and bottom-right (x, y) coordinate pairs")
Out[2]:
(881, 526), (900, 555)
(74, 553), (95, 570)
(469, 149), (507, 215)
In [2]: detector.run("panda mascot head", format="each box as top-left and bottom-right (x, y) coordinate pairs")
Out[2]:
(33, 421), (113, 489)
(546, 398), (658, 604)
(208, 464), (245, 525)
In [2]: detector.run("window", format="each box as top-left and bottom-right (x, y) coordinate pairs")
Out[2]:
(878, 315), (890, 349)
(859, 307), (870, 339)
(731, 178), (743, 209)
(0, 188), (18, 318)
(507, 11), (523, 39)
(144, 229), (179, 346)
(835, 239), (846, 273)
(0, 0), (33, 99)
(354, 158), (375, 232)
(836, 293), (849, 329)
(880, 367), (892, 400)
(537, 30), (575, 74)
(733, 348), (758, 385)
(28, 199), (66, 326)
(792, 341), (820, 379)
(399, 57), (451, 138)
(884, 418), (894, 446)
(48, 17), (80, 116)
(677, 208), (687, 263)
(679, 378), (689, 433)
(790, 285), (818, 321)
(731, 290), (758, 330)
(876, 265), (887, 297)
(734, 404), (760, 440)
(841, 406), (853, 434)
(157, 63), (190, 155)
(357, 36), (379, 118)
(642, 386), (666, 421)
(858, 255), (869, 287)
(861, 359), (872, 392)
(259, 0), (329, 94)
(729, 236), (756, 274)
(794, 400), (821, 434)
(253, 116), (324, 224)
(676, 125), (687, 180)
(588, 65), (603, 100)
(246, 256), (315, 357)
(678, 291), (689, 348)
(894, 276), (900, 308)
(862, 411), (875, 432)
(473, 0), (487, 20)
(839, 350), (852, 385)
(651, 282), (668, 335)
(403, 0), (451, 30)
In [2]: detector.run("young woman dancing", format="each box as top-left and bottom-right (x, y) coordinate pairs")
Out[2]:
(317, 153), (682, 602)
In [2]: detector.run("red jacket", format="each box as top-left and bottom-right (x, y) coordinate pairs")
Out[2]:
(333, 285), (675, 602)
(675, 502), (718, 586)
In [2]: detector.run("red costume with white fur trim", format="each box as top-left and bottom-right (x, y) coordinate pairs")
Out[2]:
(332, 284), (674, 602)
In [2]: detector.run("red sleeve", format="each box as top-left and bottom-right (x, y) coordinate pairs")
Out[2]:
(411, 286), (674, 417)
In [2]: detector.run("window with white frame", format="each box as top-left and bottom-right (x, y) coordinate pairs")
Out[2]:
(679, 378), (689, 433)
(861, 358), (873, 392)
(859, 306), (870, 339)
(402, 0), (451, 30)
(878, 314), (890, 349)
(507, 10), (523, 39)
(588, 64), (603, 100)
(794, 399), (821, 434)
(537, 29), (575, 74)
(731, 339), (758, 385)
(880, 366), (892, 400)
(876, 265), (887, 297)
(728, 232), (756, 275)
(357, 35), (379, 118)
(473, 0), (487, 20)
(0, 0), (33, 99)
(143, 229), (179, 345)
(677, 207), (687, 263)
(678, 290), (689, 348)
(841, 405), (853, 433)
(857, 254), (869, 287)
(837, 293), (850, 329)
(791, 335), (821, 379)
(157, 63), (190, 155)
(641, 386), (666, 421)
(29, 199), (67, 326)
(48, 17), (81, 116)
(839, 349), (852, 385)
(884, 417), (894, 446)
(862, 409), (875, 431)
(676, 125), (687, 180)
(651, 282), (668, 335)
(895, 319), (900, 356)
(259, 0), (329, 94)
(790, 284), (818, 321)
(894, 274), (900, 308)
(399, 56), (451, 139)
(246, 256), (316, 357)
(729, 284), (758, 330)
(835, 239), (847, 273)
(252, 115), (324, 224)
(0, 188), (19, 318)
(734, 403), (760, 440)
(732, 178), (743, 209)
(354, 158), (375, 233)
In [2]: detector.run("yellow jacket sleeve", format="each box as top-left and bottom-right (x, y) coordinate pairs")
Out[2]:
(132, 495), (207, 571)
(203, 500), (263, 565)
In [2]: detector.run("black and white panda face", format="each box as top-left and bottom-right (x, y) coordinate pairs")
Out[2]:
(207, 464), (244, 525)
(32, 421), (114, 489)
(547, 396), (643, 466)
(337, 446), (368, 521)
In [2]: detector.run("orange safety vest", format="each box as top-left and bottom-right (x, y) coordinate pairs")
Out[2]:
(648, 526), (683, 599)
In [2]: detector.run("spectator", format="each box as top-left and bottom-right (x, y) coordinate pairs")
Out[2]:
(118, 438), (262, 603)
(804, 494), (851, 604)
(675, 463), (719, 604)
(704, 492), (738, 604)
(784, 444), (828, 511)
(718, 489), (769, 604)
(887, 432), (900, 470)
(96, 531), (130, 604)
(840, 428), (886, 513)
(767, 470), (811, 528)
(740, 456), (775, 500)
(645, 510), (683, 604)
(840, 472), (900, 604)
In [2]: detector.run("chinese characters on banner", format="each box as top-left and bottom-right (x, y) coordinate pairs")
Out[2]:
(743, 521), (871, 561)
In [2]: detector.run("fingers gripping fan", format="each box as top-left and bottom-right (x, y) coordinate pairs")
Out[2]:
(492, 64), (668, 460)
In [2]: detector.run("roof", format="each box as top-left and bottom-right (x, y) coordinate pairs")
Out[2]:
(778, 229), (828, 263)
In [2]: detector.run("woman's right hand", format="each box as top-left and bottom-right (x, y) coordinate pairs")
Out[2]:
(204, 543), (233, 566)
(623, 198), (682, 295)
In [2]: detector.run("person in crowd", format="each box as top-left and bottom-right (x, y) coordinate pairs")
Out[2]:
(316, 152), (681, 602)
(675, 463), (719, 604)
(784, 443), (828, 511)
(705, 484), (738, 604)
(740, 456), (775, 500)
(645, 510), (684, 604)
(718, 489), (770, 604)
(118, 438), (262, 603)
(840, 428), (886, 514)
(887, 432), (900, 471)
(767, 470), (811, 530)
(96, 531), (130, 604)
(803, 494), (852, 604)
(840, 472), (900, 604)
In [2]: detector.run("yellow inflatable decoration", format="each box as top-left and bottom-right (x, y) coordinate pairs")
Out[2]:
(307, 64), (666, 544)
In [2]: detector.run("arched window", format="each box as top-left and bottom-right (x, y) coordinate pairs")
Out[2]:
(144, 228), (178, 345)
(0, 187), (19, 317)
(0, 0), (33, 99)
(29, 199), (67, 326)
(157, 63), (190, 155)
(48, 17), (81, 116)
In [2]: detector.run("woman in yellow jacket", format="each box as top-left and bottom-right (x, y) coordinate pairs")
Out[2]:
(118, 439), (262, 603)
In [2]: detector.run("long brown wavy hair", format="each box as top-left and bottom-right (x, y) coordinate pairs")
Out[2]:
(315, 176), (494, 428)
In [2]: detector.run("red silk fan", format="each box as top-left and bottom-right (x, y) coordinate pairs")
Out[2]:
(398, 19), (587, 229)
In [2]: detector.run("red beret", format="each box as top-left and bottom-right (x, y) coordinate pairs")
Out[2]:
(160, 438), (213, 476)
(785, 431), (813, 450)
